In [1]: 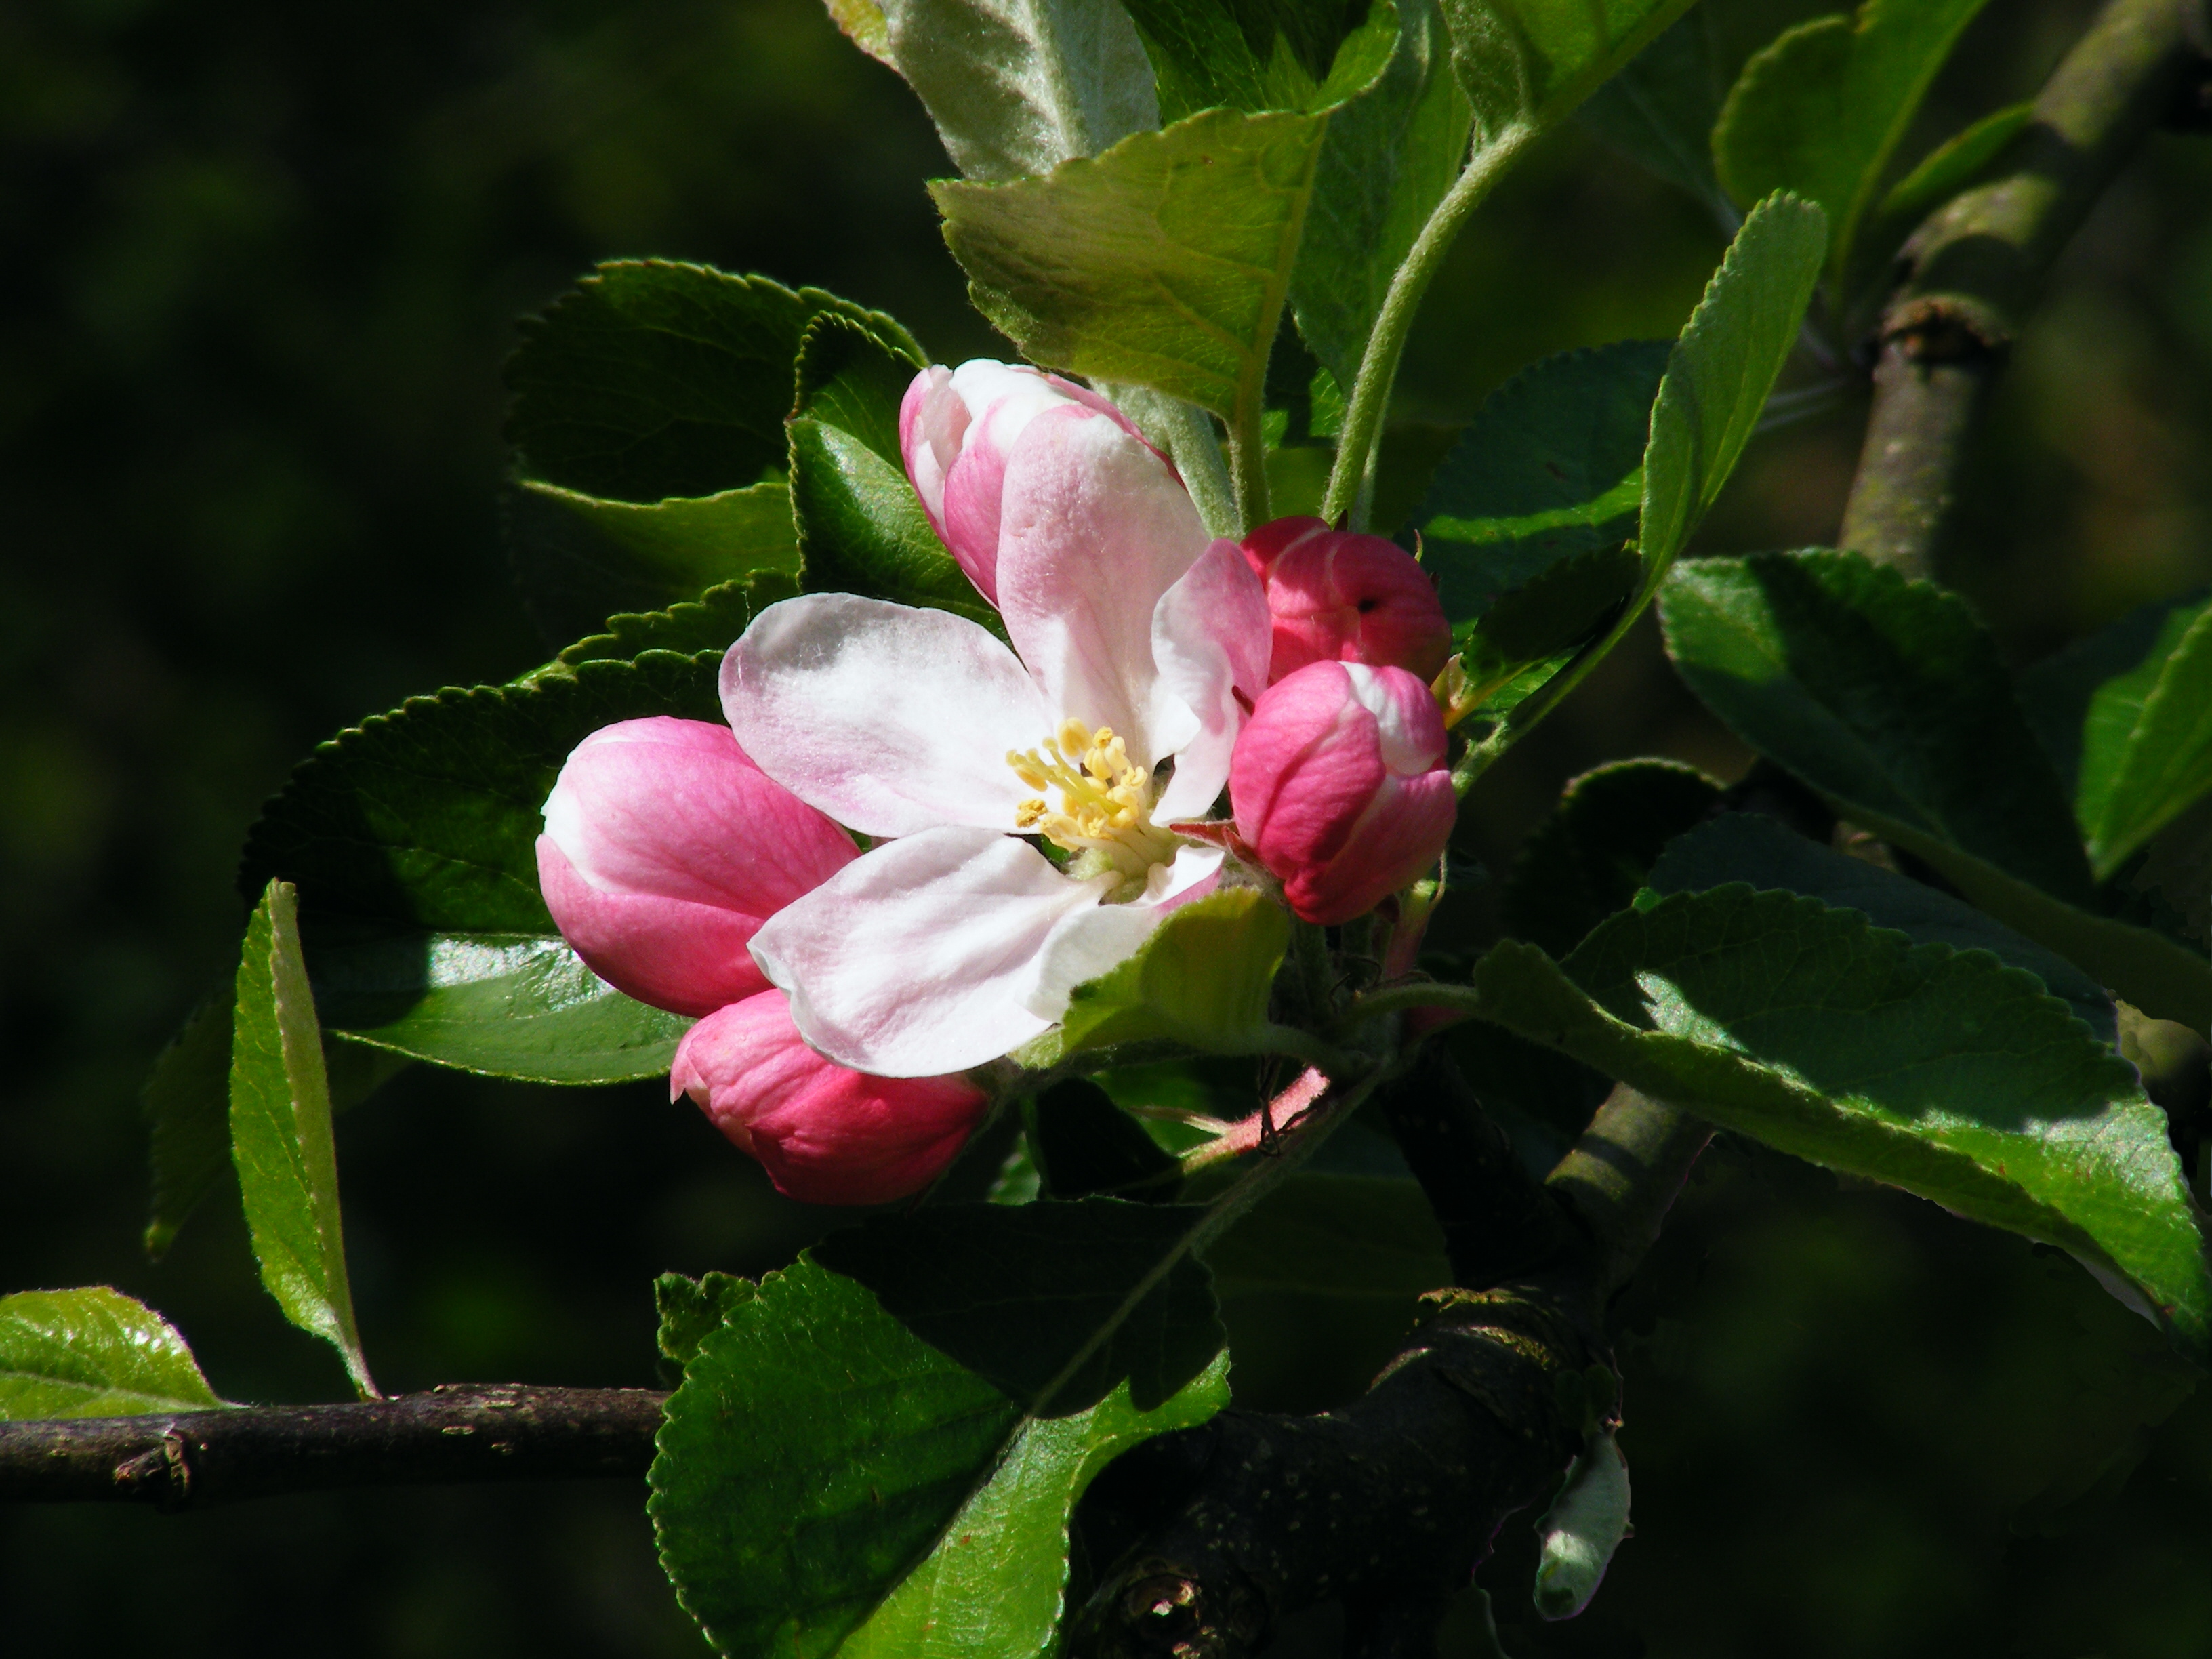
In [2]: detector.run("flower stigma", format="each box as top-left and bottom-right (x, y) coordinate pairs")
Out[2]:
(1008, 718), (1183, 889)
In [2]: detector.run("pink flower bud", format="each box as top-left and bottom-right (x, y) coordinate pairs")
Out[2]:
(1230, 661), (1456, 926)
(900, 360), (1158, 605)
(537, 718), (858, 1017)
(1241, 516), (1452, 685)
(671, 990), (989, 1205)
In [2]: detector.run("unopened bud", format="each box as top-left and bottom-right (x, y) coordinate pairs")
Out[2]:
(1241, 516), (1452, 685)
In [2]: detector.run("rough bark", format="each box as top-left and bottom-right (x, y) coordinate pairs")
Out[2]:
(0, 1385), (664, 1509)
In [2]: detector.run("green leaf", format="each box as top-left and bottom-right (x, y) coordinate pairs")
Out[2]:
(302, 923), (692, 1084)
(1469, 886), (2212, 1360)
(144, 995), (410, 1261)
(239, 651), (721, 1081)
(506, 261), (919, 504)
(1501, 758), (1723, 958)
(794, 312), (926, 464)
(869, 0), (1160, 182)
(655, 1271), (758, 1372)
(1577, 6), (1733, 209)
(232, 880), (377, 1399)
(550, 571), (802, 669)
(1052, 888), (1293, 1060)
(1440, 0), (1698, 144)
(1878, 100), (2034, 227)
(1660, 550), (2212, 1029)
(1649, 813), (2118, 1044)
(1416, 340), (1672, 655)
(1636, 192), (1826, 577)
(935, 106), (1330, 426)
(1205, 1170), (1450, 1406)
(651, 1200), (1229, 1658)
(0, 1288), (228, 1420)
(2018, 590), (2212, 882)
(789, 421), (1002, 632)
(1026, 1077), (1181, 1200)
(504, 478), (800, 649)
(1122, 0), (1399, 120)
(1712, 0), (1996, 289)
(1292, 0), (1475, 392)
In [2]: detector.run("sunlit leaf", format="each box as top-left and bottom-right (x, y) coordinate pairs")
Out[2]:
(1660, 550), (2212, 1029)
(1469, 886), (2212, 1360)
(0, 1287), (227, 1420)
(232, 880), (377, 1399)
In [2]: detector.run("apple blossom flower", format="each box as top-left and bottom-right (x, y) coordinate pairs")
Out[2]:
(671, 990), (988, 1205)
(724, 365), (1270, 1077)
(899, 360), (1155, 605)
(1230, 660), (1456, 926)
(1242, 516), (1452, 684)
(535, 717), (860, 1017)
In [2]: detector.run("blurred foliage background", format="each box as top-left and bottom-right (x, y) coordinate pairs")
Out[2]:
(2, 0), (2209, 1652)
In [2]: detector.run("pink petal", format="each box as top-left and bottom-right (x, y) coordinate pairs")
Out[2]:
(720, 594), (1052, 838)
(672, 990), (987, 1206)
(536, 718), (858, 1016)
(749, 826), (1113, 1076)
(995, 408), (1210, 768)
(1152, 539), (1273, 822)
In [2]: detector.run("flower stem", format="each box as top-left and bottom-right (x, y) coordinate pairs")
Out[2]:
(1322, 121), (1538, 531)
(1335, 979), (1484, 1033)
(1227, 387), (1271, 533)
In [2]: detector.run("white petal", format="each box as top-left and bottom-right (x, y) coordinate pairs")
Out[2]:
(750, 827), (1113, 1076)
(1151, 539), (1272, 821)
(720, 594), (1052, 838)
(995, 411), (1210, 767)
(1019, 844), (1225, 1021)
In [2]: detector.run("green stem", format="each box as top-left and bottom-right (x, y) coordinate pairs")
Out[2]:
(1334, 979), (1483, 1033)
(1322, 121), (1539, 530)
(1227, 388), (1271, 533)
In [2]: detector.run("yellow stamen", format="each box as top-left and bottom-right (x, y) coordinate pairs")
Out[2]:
(1006, 720), (1180, 880)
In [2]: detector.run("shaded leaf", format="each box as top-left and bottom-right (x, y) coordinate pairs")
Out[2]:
(506, 261), (917, 504)
(1650, 813), (2118, 1045)
(1578, 6), (1733, 209)
(789, 420), (1002, 631)
(1027, 1077), (1181, 1200)
(1205, 1170), (1449, 1408)
(1469, 886), (2212, 1360)
(2018, 590), (2212, 882)
(232, 880), (376, 1398)
(505, 478), (800, 649)
(239, 652), (720, 1081)
(872, 0), (1160, 182)
(1440, 0), (1698, 144)
(1291, 0), (1475, 392)
(1635, 192), (1826, 577)
(0, 1287), (227, 1420)
(1712, 0), (1995, 288)
(1417, 340), (1672, 652)
(550, 571), (802, 669)
(144, 996), (410, 1261)
(1660, 550), (2212, 1029)
(1502, 758), (1723, 958)
(1879, 100), (2034, 227)
(935, 106), (1330, 422)
(652, 1200), (1229, 1658)
(655, 1271), (759, 1372)
(1052, 888), (1293, 1060)
(1122, 0), (1399, 119)
(794, 312), (925, 464)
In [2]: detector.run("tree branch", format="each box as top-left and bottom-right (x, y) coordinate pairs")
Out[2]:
(1067, 1050), (1700, 1658)
(1839, 0), (2207, 577)
(0, 1385), (664, 1509)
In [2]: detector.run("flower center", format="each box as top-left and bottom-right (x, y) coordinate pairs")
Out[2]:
(1008, 718), (1181, 882)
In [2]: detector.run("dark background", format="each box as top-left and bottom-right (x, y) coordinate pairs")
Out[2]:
(3, 0), (2209, 1653)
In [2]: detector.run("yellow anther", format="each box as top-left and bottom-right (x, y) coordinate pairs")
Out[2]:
(1007, 715), (1181, 879)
